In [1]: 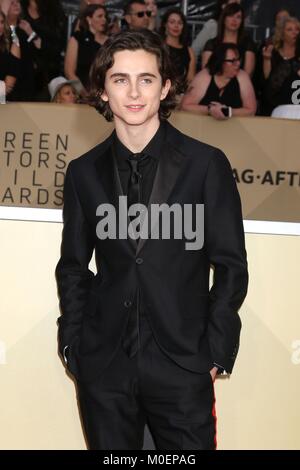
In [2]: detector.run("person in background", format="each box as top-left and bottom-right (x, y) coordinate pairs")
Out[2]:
(192, 0), (240, 64)
(0, 8), (20, 98)
(252, 8), (291, 114)
(181, 42), (256, 119)
(265, 8), (291, 46)
(72, 0), (105, 33)
(75, 1), (120, 37)
(263, 16), (300, 80)
(48, 76), (79, 104)
(20, 0), (67, 100)
(262, 16), (300, 114)
(145, 0), (159, 32)
(64, 4), (109, 98)
(3, 0), (41, 101)
(124, 0), (151, 31)
(202, 3), (256, 77)
(159, 8), (196, 93)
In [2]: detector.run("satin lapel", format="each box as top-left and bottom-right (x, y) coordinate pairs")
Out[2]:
(136, 138), (186, 256)
(94, 142), (137, 253)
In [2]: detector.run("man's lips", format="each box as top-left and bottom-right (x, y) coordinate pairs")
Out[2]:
(125, 105), (146, 111)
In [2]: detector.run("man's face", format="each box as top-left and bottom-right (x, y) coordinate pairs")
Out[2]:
(101, 49), (171, 128)
(125, 3), (150, 30)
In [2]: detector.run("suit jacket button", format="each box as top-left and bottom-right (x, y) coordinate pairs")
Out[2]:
(136, 257), (143, 265)
(124, 300), (132, 308)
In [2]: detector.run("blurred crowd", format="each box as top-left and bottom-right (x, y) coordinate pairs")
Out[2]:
(1, 0), (300, 119)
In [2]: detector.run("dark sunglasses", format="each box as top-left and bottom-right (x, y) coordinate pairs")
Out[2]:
(131, 11), (152, 18)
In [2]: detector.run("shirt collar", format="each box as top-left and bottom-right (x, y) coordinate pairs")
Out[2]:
(113, 120), (166, 170)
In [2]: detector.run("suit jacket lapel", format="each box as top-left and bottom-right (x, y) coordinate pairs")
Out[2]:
(136, 126), (186, 255)
(94, 136), (137, 253)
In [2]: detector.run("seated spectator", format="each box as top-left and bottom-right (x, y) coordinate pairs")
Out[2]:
(48, 76), (79, 104)
(181, 43), (257, 119)
(262, 16), (300, 114)
(64, 4), (109, 98)
(202, 3), (256, 77)
(159, 7), (195, 93)
(0, 8), (20, 98)
(252, 8), (291, 113)
(192, 0), (240, 64)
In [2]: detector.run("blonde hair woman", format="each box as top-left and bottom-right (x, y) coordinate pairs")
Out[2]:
(262, 16), (300, 114)
(263, 16), (300, 79)
(48, 76), (79, 103)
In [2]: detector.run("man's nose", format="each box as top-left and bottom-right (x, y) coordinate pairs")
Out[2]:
(128, 81), (140, 99)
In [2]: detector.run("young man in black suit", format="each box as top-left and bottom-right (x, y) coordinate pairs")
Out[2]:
(55, 30), (248, 450)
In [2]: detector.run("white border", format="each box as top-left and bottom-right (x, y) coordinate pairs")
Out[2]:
(0, 206), (299, 236)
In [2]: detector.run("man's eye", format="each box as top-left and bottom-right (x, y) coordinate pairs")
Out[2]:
(141, 78), (152, 84)
(115, 79), (126, 83)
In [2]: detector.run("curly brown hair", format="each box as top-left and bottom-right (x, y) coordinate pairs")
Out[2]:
(88, 29), (181, 121)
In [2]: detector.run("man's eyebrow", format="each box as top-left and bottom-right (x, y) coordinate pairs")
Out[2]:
(109, 72), (158, 79)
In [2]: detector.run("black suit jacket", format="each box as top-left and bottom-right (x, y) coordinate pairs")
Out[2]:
(55, 121), (248, 381)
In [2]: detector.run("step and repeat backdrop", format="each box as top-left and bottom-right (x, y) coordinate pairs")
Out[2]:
(0, 103), (299, 449)
(0, 104), (299, 231)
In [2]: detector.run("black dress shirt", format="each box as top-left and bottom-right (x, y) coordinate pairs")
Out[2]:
(113, 120), (166, 206)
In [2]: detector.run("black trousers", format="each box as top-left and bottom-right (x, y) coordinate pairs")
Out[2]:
(76, 314), (217, 450)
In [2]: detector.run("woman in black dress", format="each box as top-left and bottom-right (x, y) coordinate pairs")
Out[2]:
(262, 16), (300, 114)
(64, 4), (109, 97)
(181, 43), (256, 119)
(159, 7), (195, 94)
(20, 0), (67, 100)
(202, 3), (256, 77)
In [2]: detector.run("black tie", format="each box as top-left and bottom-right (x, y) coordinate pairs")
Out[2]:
(126, 152), (150, 208)
(122, 152), (150, 358)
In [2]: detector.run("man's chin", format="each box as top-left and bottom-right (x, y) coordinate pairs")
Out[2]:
(115, 113), (158, 127)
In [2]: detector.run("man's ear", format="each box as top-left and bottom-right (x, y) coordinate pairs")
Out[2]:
(124, 14), (131, 26)
(101, 89), (109, 102)
(160, 79), (171, 101)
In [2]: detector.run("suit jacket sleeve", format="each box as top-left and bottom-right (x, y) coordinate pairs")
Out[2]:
(55, 161), (95, 357)
(204, 149), (248, 373)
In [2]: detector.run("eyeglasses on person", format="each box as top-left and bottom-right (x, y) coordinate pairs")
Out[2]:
(223, 57), (241, 64)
